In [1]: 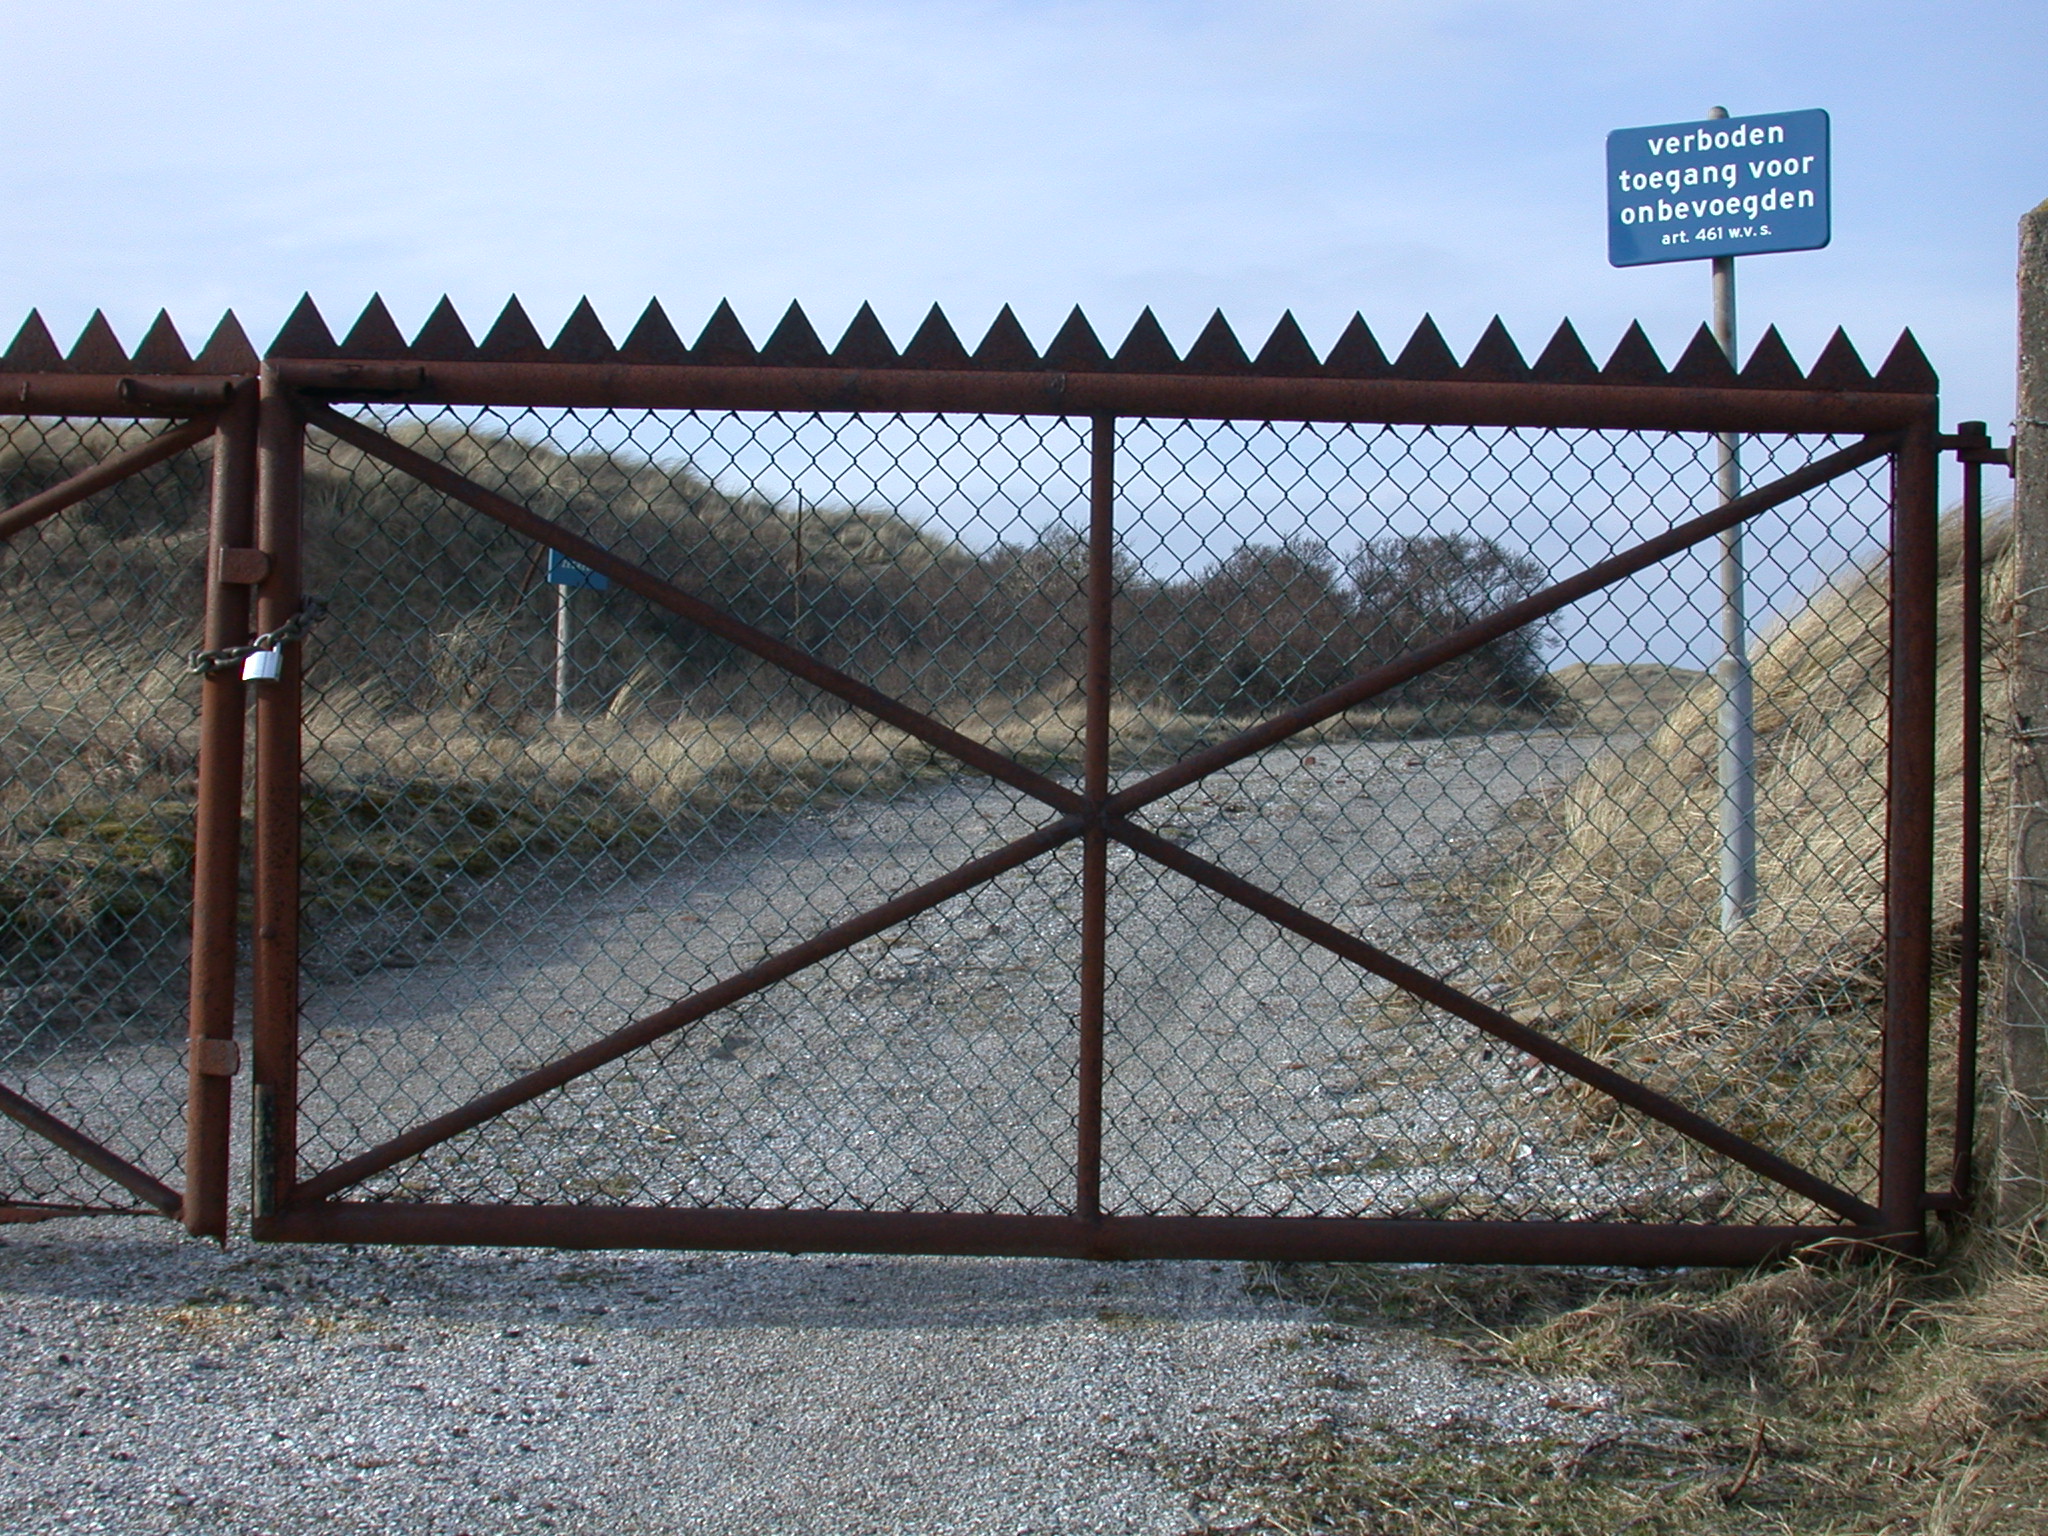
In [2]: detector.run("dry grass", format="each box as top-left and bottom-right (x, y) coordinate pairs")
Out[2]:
(1197, 1233), (2048, 1533)
(0, 636), (201, 971)
(6, 602), (1548, 976)
(1547, 661), (1708, 734)
(1483, 509), (2014, 1201)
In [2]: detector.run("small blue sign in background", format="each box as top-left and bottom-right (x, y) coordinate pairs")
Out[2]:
(547, 550), (610, 590)
(1607, 108), (1829, 267)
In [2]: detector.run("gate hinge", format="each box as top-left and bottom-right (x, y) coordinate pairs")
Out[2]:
(1939, 422), (2013, 469)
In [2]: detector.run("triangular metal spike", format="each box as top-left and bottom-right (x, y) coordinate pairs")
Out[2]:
(832, 302), (898, 368)
(1529, 321), (1599, 383)
(760, 302), (830, 366)
(1805, 328), (1872, 390)
(1391, 315), (1459, 380)
(339, 294), (411, 359)
(130, 310), (193, 373)
(1322, 314), (1390, 377)
(1042, 307), (1110, 371)
(972, 305), (1039, 369)
(1112, 308), (1181, 372)
(619, 299), (688, 364)
(194, 312), (258, 372)
(1669, 324), (1738, 387)
(550, 298), (616, 362)
(1183, 311), (1251, 374)
(4, 310), (68, 371)
(1461, 317), (1528, 382)
(411, 296), (477, 360)
(267, 294), (337, 359)
(1874, 330), (1938, 394)
(477, 297), (549, 362)
(900, 305), (971, 369)
(693, 300), (758, 364)
(1738, 325), (1803, 388)
(1251, 311), (1320, 377)
(1599, 321), (1667, 384)
(68, 310), (130, 372)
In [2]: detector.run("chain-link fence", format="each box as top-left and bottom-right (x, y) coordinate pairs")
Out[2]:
(0, 413), (216, 1215)
(269, 397), (1919, 1246)
(1, 298), (1959, 1261)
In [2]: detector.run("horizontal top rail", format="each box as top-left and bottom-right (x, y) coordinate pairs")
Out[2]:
(269, 358), (1932, 432)
(1, 375), (247, 418)
(8, 295), (1936, 431)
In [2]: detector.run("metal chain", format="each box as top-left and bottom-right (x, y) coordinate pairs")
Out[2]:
(186, 597), (328, 675)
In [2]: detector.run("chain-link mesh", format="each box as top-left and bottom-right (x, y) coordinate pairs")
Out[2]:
(1110, 422), (1894, 1225)
(288, 406), (1898, 1225)
(1, 416), (212, 1213)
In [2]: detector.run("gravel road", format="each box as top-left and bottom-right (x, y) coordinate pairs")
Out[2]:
(2, 728), (1666, 1534)
(295, 728), (1658, 1219)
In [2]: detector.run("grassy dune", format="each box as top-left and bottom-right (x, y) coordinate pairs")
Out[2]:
(1489, 510), (2012, 1198)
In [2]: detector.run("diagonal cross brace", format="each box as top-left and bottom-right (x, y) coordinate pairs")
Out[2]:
(298, 401), (1087, 818)
(1109, 818), (1884, 1226)
(1106, 430), (1902, 820)
(0, 413), (222, 543)
(290, 816), (1086, 1204)
(0, 1082), (182, 1216)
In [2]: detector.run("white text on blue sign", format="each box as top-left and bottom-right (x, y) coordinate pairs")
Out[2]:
(1606, 109), (1829, 267)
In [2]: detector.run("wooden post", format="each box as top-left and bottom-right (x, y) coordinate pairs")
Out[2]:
(2003, 196), (2048, 1224)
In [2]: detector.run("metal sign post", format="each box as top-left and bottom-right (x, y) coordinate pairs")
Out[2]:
(1708, 111), (1756, 929)
(1607, 104), (1831, 931)
(547, 549), (609, 718)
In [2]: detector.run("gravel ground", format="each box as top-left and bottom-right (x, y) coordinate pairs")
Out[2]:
(3, 728), (1677, 1533)
(0, 1225), (1643, 1535)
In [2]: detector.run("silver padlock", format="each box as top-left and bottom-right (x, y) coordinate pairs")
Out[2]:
(241, 648), (282, 683)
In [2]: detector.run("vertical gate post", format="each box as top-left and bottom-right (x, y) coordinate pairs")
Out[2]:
(1076, 414), (1115, 1227)
(2005, 197), (2048, 1224)
(1881, 411), (1941, 1245)
(1950, 422), (1992, 1210)
(182, 383), (259, 1239)
(248, 372), (305, 1225)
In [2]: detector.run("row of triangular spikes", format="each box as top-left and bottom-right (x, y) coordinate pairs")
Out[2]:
(6, 295), (1937, 393)
(2, 309), (259, 375)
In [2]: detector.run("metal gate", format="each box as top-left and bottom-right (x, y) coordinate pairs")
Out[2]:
(3, 296), (1973, 1263)
(0, 312), (257, 1234)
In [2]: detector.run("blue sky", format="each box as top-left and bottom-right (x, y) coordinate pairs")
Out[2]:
(4, 1), (2042, 434)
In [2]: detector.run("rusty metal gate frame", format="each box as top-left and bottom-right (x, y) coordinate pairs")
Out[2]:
(0, 344), (256, 1236)
(3, 299), (1961, 1264)
(212, 299), (1946, 1267)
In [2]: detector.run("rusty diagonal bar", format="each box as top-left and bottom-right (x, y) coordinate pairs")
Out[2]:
(1109, 820), (1883, 1224)
(0, 413), (221, 543)
(1106, 430), (1902, 821)
(294, 815), (1085, 1202)
(0, 1082), (182, 1216)
(299, 401), (1086, 818)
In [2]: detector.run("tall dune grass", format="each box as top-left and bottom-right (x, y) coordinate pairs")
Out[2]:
(1494, 506), (2011, 1198)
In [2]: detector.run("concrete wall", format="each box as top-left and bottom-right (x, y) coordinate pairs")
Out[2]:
(2003, 198), (2048, 1224)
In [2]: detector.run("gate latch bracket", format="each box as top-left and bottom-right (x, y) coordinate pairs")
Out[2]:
(191, 1039), (242, 1078)
(214, 546), (272, 585)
